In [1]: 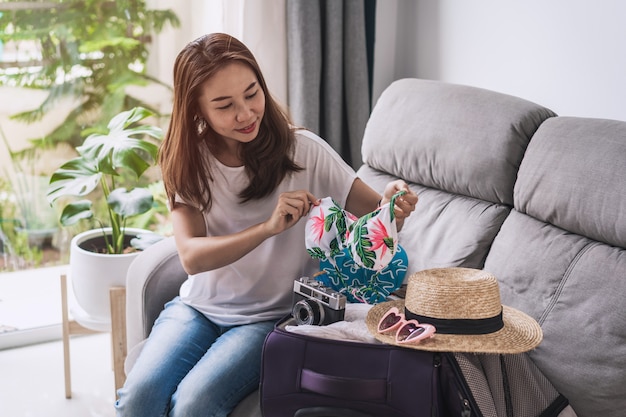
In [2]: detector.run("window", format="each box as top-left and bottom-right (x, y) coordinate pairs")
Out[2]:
(0, 0), (179, 349)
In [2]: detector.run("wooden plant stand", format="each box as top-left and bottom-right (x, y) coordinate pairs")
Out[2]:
(60, 273), (127, 399)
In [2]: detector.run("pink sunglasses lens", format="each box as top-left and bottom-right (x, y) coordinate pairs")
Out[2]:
(378, 312), (402, 332)
(397, 322), (426, 342)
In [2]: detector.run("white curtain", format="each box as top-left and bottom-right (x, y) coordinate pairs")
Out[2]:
(149, 0), (289, 108)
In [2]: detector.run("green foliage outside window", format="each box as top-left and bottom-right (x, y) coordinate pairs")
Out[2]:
(0, 0), (179, 149)
(0, 176), (45, 271)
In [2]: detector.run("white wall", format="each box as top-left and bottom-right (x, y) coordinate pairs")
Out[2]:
(374, 0), (626, 122)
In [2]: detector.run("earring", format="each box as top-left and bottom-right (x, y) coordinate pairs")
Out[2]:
(194, 115), (208, 136)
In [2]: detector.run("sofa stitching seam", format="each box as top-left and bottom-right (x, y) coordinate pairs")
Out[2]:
(538, 241), (596, 325)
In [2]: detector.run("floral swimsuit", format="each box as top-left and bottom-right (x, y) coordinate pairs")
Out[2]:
(305, 192), (408, 304)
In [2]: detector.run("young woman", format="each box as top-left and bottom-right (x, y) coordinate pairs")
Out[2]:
(115, 32), (417, 417)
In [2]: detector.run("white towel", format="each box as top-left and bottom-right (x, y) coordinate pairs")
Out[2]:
(285, 303), (381, 344)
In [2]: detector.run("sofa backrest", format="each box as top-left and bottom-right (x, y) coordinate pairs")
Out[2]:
(358, 78), (555, 273)
(484, 116), (626, 417)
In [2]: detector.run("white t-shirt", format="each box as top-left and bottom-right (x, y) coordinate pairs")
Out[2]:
(178, 130), (357, 326)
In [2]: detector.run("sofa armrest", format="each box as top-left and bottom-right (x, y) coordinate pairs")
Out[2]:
(125, 235), (187, 352)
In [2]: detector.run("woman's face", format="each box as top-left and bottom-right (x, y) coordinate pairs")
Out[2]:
(198, 61), (266, 146)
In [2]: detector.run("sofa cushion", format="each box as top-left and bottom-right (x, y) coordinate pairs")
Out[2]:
(485, 211), (626, 417)
(515, 116), (626, 248)
(362, 78), (556, 205)
(358, 165), (510, 275)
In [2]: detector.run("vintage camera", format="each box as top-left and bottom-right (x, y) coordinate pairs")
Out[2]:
(292, 277), (346, 326)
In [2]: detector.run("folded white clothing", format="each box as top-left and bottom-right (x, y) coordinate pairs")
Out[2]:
(285, 303), (380, 344)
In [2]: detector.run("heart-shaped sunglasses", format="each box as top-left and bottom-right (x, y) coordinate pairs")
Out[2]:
(377, 306), (436, 344)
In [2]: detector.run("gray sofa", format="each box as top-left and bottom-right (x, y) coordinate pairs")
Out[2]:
(125, 78), (626, 417)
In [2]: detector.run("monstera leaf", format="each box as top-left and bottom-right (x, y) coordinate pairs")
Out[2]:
(108, 188), (154, 218)
(77, 107), (160, 178)
(47, 107), (163, 254)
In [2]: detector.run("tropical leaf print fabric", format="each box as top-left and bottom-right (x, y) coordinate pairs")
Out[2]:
(318, 246), (408, 304)
(346, 191), (404, 271)
(305, 197), (357, 261)
(304, 192), (407, 304)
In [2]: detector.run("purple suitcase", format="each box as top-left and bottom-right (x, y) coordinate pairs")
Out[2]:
(259, 317), (473, 417)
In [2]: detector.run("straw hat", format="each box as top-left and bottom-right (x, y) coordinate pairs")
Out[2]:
(366, 267), (543, 354)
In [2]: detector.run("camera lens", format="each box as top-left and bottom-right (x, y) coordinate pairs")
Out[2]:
(292, 299), (325, 325)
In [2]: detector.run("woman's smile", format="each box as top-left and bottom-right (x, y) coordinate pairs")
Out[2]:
(236, 121), (257, 134)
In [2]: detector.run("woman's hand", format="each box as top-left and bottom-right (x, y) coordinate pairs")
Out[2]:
(381, 180), (418, 230)
(265, 190), (320, 235)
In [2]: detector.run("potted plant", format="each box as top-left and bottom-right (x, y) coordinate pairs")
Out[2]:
(47, 106), (163, 330)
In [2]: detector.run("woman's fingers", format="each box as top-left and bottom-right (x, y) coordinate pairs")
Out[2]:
(396, 190), (418, 214)
(267, 190), (319, 235)
(279, 190), (319, 218)
(386, 182), (417, 231)
(383, 180), (418, 212)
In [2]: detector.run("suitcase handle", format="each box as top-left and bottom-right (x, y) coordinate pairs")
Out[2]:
(300, 369), (387, 401)
(294, 407), (376, 417)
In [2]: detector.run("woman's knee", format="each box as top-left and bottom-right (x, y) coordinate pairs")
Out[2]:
(169, 376), (257, 417)
(115, 376), (171, 417)
(154, 297), (201, 327)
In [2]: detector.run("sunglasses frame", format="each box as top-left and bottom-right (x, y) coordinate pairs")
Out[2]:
(377, 306), (406, 334)
(378, 306), (437, 345)
(395, 320), (436, 344)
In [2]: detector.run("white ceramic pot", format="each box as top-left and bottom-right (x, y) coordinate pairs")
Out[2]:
(69, 227), (148, 331)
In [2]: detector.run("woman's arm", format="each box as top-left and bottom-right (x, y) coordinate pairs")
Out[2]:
(344, 178), (380, 217)
(171, 190), (319, 275)
(345, 178), (418, 230)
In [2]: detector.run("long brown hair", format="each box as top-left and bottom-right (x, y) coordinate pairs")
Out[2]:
(159, 33), (301, 211)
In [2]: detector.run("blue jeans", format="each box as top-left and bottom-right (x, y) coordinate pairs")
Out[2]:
(115, 297), (275, 417)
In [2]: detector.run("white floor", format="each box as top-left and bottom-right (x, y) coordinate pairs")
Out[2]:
(0, 332), (117, 417)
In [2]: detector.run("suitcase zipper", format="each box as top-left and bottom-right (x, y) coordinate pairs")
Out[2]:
(433, 354), (441, 417)
(459, 395), (471, 417)
(443, 353), (483, 417)
(428, 353), (478, 417)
